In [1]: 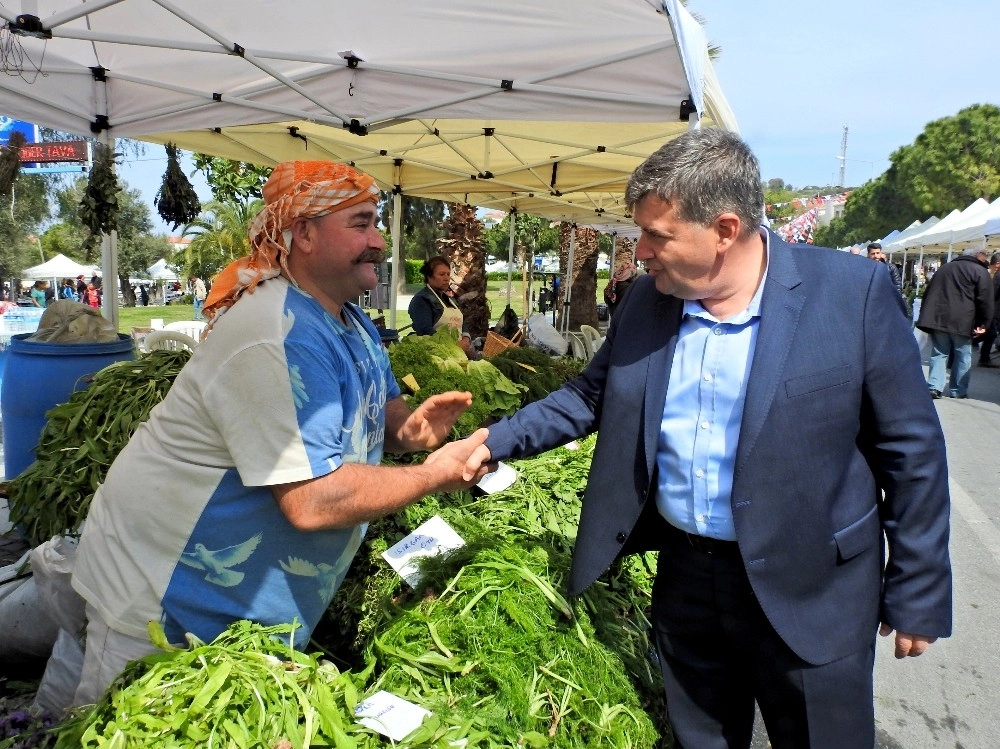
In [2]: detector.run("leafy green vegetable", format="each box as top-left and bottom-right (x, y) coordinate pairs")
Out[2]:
(54, 620), (484, 748)
(388, 329), (525, 435)
(320, 437), (667, 748)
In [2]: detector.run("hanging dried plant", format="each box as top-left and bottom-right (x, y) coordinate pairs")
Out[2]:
(0, 130), (26, 196)
(156, 143), (202, 229)
(79, 142), (120, 249)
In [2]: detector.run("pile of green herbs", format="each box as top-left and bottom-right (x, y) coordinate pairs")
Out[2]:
(319, 437), (667, 748)
(7, 350), (191, 546)
(54, 621), (481, 749)
(387, 329), (524, 435)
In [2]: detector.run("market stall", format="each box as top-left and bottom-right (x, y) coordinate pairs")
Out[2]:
(0, 0), (737, 328)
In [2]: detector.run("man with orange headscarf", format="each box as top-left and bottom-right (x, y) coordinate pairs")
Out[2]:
(51, 162), (490, 712)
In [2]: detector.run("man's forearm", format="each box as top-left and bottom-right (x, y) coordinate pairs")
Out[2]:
(272, 461), (454, 531)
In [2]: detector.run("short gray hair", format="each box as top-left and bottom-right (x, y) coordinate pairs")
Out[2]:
(626, 129), (764, 239)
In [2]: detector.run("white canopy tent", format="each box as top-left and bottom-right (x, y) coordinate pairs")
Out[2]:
(985, 218), (1000, 248)
(20, 253), (99, 280)
(0, 0), (737, 327)
(883, 218), (938, 254)
(895, 199), (991, 254)
(945, 198), (1000, 250)
(146, 258), (181, 281)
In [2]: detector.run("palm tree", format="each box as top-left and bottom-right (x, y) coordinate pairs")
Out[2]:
(181, 199), (263, 281)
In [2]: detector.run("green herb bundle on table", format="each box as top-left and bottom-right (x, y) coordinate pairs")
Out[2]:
(320, 437), (667, 748)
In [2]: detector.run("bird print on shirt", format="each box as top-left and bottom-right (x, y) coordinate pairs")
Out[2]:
(178, 533), (262, 587)
(279, 554), (353, 602)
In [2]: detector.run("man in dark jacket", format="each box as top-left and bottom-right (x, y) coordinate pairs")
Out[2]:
(916, 249), (994, 398)
(976, 252), (1000, 367)
(868, 241), (903, 296)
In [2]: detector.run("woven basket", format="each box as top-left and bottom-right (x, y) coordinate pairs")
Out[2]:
(483, 329), (522, 358)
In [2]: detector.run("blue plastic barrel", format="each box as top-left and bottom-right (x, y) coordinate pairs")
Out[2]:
(1, 333), (135, 480)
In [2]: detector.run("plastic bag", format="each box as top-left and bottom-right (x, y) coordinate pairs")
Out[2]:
(913, 328), (932, 364)
(0, 576), (60, 661)
(526, 312), (568, 356)
(31, 535), (87, 635)
(33, 628), (86, 715)
(27, 299), (119, 343)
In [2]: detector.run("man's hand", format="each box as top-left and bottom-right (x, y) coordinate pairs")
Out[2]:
(387, 392), (472, 453)
(423, 429), (492, 491)
(879, 623), (938, 658)
(461, 431), (495, 481)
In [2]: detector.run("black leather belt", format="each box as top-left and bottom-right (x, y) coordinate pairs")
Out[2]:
(664, 522), (739, 556)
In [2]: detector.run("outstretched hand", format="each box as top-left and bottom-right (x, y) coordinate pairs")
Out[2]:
(423, 428), (492, 492)
(879, 623), (937, 658)
(394, 391), (472, 452)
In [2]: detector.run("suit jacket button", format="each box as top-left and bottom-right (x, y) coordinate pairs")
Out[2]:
(616, 532), (627, 543)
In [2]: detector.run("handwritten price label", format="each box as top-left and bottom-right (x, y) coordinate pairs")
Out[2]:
(381, 515), (465, 587)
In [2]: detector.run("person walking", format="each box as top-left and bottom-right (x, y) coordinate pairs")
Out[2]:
(54, 161), (489, 712)
(916, 248), (994, 397)
(191, 275), (208, 320)
(462, 128), (951, 749)
(976, 252), (1000, 367)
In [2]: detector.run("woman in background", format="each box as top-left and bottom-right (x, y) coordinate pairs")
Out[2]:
(29, 280), (48, 307)
(408, 255), (475, 357)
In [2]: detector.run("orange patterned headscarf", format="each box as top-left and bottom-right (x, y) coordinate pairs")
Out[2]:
(203, 161), (379, 322)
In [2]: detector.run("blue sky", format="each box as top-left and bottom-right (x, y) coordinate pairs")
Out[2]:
(117, 0), (998, 233)
(685, 0), (998, 191)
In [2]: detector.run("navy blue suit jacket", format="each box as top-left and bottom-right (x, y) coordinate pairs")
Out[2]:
(485, 233), (952, 665)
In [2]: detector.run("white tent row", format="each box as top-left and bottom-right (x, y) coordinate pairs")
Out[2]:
(883, 197), (1000, 255)
(20, 253), (100, 280)
(0, 0), (737, 328)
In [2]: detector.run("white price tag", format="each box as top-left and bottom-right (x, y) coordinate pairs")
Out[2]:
(476, 461), (517, 494)
(355, 691), (430, 741)
(382, 515), (465, 587)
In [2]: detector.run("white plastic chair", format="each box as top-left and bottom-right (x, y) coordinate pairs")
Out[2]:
(163, 319), (208, 342)
(567, 332), (592, 361)
(143, 329), (198, 352)
(579, 325), (603, 357)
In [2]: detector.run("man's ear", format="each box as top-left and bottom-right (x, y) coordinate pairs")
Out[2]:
(289, 217), (312, 253)
(714, 213), (742, 250)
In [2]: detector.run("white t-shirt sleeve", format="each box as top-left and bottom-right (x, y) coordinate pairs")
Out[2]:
(202, 340), (348, 487)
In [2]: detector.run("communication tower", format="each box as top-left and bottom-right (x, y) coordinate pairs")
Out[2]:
(838, 125), (849, 187)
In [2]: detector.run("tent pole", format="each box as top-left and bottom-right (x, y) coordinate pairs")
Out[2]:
(389, 191), (402, 330)
(506, 209), (516, 310)
(946, 242), (953, 263)
(916, 248), (924, 293)
(97, 123), (120, 329)
(562, 224), (576, 334)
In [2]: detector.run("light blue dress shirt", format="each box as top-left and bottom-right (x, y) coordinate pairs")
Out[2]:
(656, 239), (769, 541)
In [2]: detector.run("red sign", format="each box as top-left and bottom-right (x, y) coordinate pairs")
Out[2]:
(17, 141), (88, 163)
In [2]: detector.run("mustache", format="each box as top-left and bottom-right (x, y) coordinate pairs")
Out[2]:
(356, 249), (387, 264)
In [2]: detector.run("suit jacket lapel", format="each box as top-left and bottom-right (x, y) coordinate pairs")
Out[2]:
(734, 235), (804, 481)
(643, 294), (682, 477)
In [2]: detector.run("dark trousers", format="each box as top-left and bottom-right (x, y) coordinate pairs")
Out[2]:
(978, 325), (997, 363)
(651, 524), (876, 749)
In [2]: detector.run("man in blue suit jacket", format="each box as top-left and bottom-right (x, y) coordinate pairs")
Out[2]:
(462, 129), (951, 748)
